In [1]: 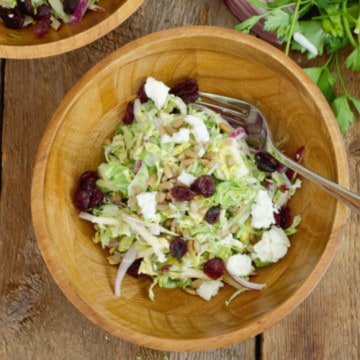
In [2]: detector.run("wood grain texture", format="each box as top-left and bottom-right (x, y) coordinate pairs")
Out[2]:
(0, 0), (359, 359)
(261, 49), (360, 360)
(1, 1), (255, 359)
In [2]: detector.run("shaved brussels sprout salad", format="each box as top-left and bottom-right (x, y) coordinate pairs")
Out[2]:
(0, 0), (102, 37)
(73, 77), (303, 303)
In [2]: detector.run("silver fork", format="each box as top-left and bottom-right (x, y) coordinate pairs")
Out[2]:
(197, 91), (360, 215)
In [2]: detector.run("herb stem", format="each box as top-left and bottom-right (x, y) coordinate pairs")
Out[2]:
(342, 0), (358, 47)
(285, 0), (302, 56)
(335, 51), (350, 97)
(324, 53), (334, 68)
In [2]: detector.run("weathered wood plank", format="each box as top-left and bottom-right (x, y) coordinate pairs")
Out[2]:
(261, 50), (360, 359)
(0, 2), (256, 359)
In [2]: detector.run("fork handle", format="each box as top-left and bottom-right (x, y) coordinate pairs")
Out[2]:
(271, 149), (360, 215)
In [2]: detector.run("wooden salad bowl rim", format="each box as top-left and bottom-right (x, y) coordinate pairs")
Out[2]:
(31, 26), (349, 351)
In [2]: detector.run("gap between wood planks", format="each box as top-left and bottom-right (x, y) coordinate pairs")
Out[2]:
(0, 59), (4, 189)
(256, 334), (263, 360)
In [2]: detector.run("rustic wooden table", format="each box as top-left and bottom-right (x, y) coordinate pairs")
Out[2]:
(1, 1), (359, 359)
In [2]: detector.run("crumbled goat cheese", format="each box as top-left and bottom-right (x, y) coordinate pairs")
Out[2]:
(226, 253), (253, 277)
(161, 128), (190, 144)
(185, 115), (210, 143)
(196, 280), (224, 301)
(252, 225), (290, 263)
(251, 190), (275, 228)
(136, 192), (158, 220)
(144, 77), (170, 110)
(177, 170), (196, 186)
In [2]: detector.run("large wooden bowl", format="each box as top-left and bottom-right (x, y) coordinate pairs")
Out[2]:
(31, 26), (349, 351)
(0, 0), (143, 59)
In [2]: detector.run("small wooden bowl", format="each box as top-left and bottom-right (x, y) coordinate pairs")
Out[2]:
(0, 0), (143, 59)
(31, 26), (349, 351)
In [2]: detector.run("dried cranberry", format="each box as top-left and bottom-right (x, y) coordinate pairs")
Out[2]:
(63, 0), (80, 14)
(255, 151), (279, 172)
(190, 175), (216, 198)
(34, 18), (51, 37)
(171, 186), (195, 201)
(274, 206), (292, 229)
(17, 0), (34, 16)
(126, 258), (143, 278)
(203, 257), (225, 280)
(79, 171), (99, 190)
(169, 237), (187, 259)
(204, 206), (221, 224)
(74, 188), (92, 211)
(74, 187), (103, 211)
(170, 78), (199, 104)
(32, 4), (53, 37)
(0, 6), (24, 29)
(137, 83), (149, 103)
(88, 188), (104, 208)
(123, 102), (134, 125)
(35, 4), (51, 20)
(74, 171), (103, 211)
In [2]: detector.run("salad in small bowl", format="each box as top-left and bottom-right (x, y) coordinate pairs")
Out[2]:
(0, 0), (143, 58)
(0, 0), (102, 36)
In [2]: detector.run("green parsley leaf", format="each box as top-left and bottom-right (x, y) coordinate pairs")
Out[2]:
(234, 15), (264, 34)
(331, 95), (354, 133)
(314, 0), (343, 8)
(304, 65), (336, 102)
(263, 9), (292, 40)
(345, 46), (360, 71)
(303, 67), (324, 83)
(325, 34), (349, 54)
(321, 5), (344, 37)
(350, 96), (360, 115)
(315, 67), (336, 102)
